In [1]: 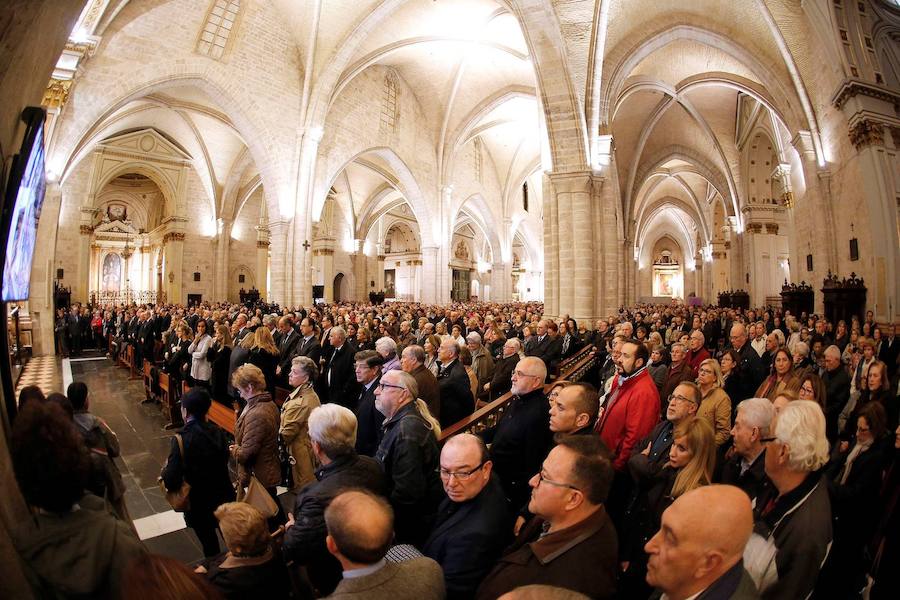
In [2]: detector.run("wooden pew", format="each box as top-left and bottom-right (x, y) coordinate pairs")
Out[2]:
(274, 386), (291, 408)
(158, 371), (180, 429)
(208, 399), (236, 436)
(142, 360), (154, 402)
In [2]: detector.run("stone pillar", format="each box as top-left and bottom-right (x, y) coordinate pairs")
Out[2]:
(376, 254), (386, 292)
(88, 243), (99, 299)
(30, 182), (62, 355)
(352, 248), (367, 301)
(319, 249), (335, 302)
(545, 171), (605, 323)
(76, 208), (95, 303)
(846, 119), (900, 322)
(255, 223), (270, 300)
(213, 218), (231, 301)
(491, 261), (509, 302)
(268, 219), (290, 306)
(420, 246), (439, 304)
(162, 231), (185, 304)
(791, 132), (837, 291)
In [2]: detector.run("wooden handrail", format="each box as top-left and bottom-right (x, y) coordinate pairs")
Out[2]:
(438, 348), (599, 444)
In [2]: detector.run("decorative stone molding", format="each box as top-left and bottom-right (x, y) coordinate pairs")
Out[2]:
(256, 240), (270, 248)
(848, 120), (885, 150)
(140, 246), (151, 254)
(314, 249), (334, 256)
(745, 223), (763, 234)
(781, 191), (794, 209)
(711, 251), (726, 259)
(43, 79), (73, 109)
(79, 225), (94, 235)
(832, 78), (900, 110)
(163, 232), (185, 243)
(765, 224), (779, 235)
(724, 241), (731, 250)
(377, 255), (386, 261)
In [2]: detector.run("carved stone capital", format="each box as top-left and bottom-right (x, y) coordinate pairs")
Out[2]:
(765, 223), (779, 235)
(849, 120), (885, 150)
(256, 240), (270, 249)
(746, 223), (763, 234)
(163, 232), (185, 244)
(79, 224), (94, 235)
(832, 79), (900, 110)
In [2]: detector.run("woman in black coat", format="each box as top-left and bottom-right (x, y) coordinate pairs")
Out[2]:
(719, 349), (744, 424)
(247, 327), (280, 396)
(161, 388), (235, 557)
(207, 324), (233, 402)
(164, 323), (193, 386)
(818, 401), (889, 598)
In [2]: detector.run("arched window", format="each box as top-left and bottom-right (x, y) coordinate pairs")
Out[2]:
(197, 0), (241, 60)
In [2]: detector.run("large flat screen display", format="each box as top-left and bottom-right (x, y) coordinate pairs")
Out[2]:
(2, 114), (46, 301)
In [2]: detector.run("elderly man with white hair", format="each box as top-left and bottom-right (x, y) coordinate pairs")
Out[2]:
(743, 400), (832, 599)
(821, 345), (850, 443)
(718, 397), (775, 503)
(467, 331), (495, 394)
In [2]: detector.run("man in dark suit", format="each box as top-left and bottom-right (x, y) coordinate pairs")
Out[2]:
(822, 345), (851, 443)
(139, 310), (157, 365)
(322, 326), (357, 408)
(728, 323), (766, 400)
(524, 319), (552, 360)
(353, 350), (384, 457)
(156, 307), (171, 340)
(67, 307), (83, 356)
(275, 316), (300, 387)
(296, 317), (322, 364)
(423, 434), (513, 599)
(233, 313), (251, 343)
(879, 323), (900, 379)
(436, 338), (475, 428)
(484, 338), (520, 401)
(319, 316), (335, 363)
(400, 344), (441, 420)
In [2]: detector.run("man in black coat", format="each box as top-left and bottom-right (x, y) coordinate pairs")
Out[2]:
(296, 317), (322, 365)
(275, 316), (300, 387)
(321, 326), (357, 408)
(67, 307), (83, 356)
(423, 434), (513, 599)
(436, 338), (475, 428)
(822, 345), (851, 443)
(727, 323), (765, 400)
(139, 310), (157, 366)
(480, 356), (552, 510)
(352, 350), (384, 457)
(282, 403), (387, 596)
(161, 388), (235, 556)
(524, 320), (552, 361)
(484, 339), (520, 401)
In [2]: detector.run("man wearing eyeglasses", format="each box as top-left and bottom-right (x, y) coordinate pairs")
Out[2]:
(475, 435), (618, 599)
(480, 356), (553, 511)
(628, 382), (700, 480)
(685, 330), (710, 378)
(423, 434), (512, 599)
(352, 350), (384, 457)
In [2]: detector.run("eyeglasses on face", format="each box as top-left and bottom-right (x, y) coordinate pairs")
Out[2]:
(760, 436), (779, 444)
(439, 461), (486, 480)
(513, 370), (540, 379)
(376, 382), (405, 391)
(668, 394), (695, 405)
(536, 471), (580, 491)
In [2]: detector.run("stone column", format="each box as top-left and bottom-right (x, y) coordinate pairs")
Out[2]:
(545, 172), (603, 323)
(491, 261), (509, 302)
(376, 254), (386, 292)
(30, 183), (62, 354)
(420, 246), (439, 304)
(213, 218), (231, 301)
(352, 248), (367, 301)
(267, 219), (290, 306)
(162, 232), (185, 304)
(320, 249), (335, 302)
(76, 207), (95, 303)
(255, 222), (270, 300)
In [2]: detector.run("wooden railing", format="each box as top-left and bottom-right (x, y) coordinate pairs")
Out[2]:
(438, 347), (599, 444)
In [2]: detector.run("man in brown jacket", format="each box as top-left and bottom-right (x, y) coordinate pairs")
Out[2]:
(400, 345), (441, 420)
(475, 435), (618, 599)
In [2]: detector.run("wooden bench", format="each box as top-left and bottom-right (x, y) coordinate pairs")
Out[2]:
(208, 399), (236, 436)
(158, 371), (181, 429)
(142, 360), (154, 402)
(274, 386), (291, 408)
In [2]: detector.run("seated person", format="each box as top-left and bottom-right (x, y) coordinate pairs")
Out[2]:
(549, 382), (600, 437)
(11, 401), (145, 598)
(645, 485), (758, 599)
(281, 404), (387, 595)
(423, 433), (513, 598)
(199, 502), (290, 598)
(324, 489), (445, 599)
(476, 435), (618, 600)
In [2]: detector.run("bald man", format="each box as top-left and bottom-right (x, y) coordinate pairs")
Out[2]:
(324, 489), (444, 600)
(645, 485), (758, 600)
(728, 323), (766, 399)
(480, 356), (553, 509)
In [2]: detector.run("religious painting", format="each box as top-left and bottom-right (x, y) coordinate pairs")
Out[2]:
(656, 272), (674, 297)
(384, 269), (396, 297)
(102, 253), (122, 293)
(107, 203), (127, 222)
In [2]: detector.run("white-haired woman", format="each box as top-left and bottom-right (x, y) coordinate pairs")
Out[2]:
(279, 356), (321, 490)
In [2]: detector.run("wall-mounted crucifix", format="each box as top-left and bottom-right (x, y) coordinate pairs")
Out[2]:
(302, 240), (311, 251)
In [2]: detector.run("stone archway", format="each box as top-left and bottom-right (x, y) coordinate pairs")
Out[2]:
(333, 272), (345, 302)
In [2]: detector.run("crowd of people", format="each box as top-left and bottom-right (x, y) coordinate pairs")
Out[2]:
(10, 297), (900, 599)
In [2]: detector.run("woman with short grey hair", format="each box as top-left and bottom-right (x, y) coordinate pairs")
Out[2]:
(279, 356), (321, 490)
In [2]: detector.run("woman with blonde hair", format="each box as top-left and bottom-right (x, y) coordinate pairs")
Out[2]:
(772, 388), (799, 415)
(695, 358), (732, 446)
(188, 319), (213, 389)
(423, 334), (442, 377)
(619, 416), (715, 596)
(248, 326), (279, 395)
(229, 364), (284, 526)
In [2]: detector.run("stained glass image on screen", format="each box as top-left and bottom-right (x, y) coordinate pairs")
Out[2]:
(3, 125), (46, 301)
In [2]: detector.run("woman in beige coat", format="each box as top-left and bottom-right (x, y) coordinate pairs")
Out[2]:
(695, 358), (732, 446)
(279, 356), (320, 490)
